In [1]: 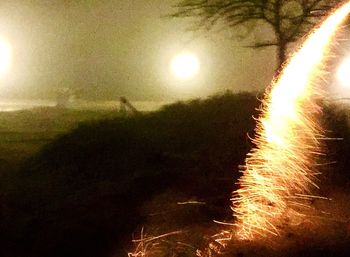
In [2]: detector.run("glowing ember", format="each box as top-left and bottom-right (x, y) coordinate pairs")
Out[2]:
(232, 1), (350, 241)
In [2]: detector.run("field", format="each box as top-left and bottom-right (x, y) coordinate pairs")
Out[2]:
(0, 107), (119, 169)
(0, 93), (350, 257)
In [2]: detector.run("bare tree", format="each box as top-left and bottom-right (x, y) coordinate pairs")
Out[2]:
(172, 0), (338, 69)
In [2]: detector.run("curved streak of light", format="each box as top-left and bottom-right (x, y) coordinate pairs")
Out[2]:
(232, 1), (350, 240)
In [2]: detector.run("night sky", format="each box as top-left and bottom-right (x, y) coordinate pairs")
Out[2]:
(0, 0), (276, 101)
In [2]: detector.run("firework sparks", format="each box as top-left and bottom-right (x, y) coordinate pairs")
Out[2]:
(232, 1), (350, 241)
(128, 229), (184, 257)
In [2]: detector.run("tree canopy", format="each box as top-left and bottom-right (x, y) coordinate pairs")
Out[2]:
(172, 0), (338, 68)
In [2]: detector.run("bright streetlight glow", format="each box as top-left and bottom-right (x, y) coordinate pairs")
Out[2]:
(337, 57), (350, 88)
(170, 52), (200, 80)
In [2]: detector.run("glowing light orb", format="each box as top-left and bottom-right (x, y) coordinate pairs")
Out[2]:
(170, 52), (200, 80)
(0, 39), (11, 76)
(337, 57), (350, 87)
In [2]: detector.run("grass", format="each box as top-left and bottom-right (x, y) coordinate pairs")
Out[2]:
(0, 107), (118, 167)
(0, 92), (350, 257)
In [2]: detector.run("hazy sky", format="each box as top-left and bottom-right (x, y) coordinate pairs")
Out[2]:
(0, 0), (276, 100)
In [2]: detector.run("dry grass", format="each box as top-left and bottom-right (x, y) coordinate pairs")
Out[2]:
(128, 228), (195, 257)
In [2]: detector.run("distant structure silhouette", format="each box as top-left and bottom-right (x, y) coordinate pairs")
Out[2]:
(55, 87), (86, 109)
(119, 97), (139, 115)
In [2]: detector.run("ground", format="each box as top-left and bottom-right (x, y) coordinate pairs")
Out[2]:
(0, 107), (118, 167)
(0, 95), (350, 257)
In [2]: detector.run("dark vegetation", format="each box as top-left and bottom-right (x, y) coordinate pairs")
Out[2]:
(1, 92), (350, 257)
(0, 108), (117, 167)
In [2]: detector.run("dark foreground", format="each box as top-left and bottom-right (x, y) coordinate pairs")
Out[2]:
(1, 92), (350, 257)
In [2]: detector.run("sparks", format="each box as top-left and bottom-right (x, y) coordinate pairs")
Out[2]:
(232, 1), (350, 241)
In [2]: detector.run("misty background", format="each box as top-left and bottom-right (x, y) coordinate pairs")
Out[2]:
(0, 0), (276, 101)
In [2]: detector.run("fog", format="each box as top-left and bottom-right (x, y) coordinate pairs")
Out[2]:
(0, 0), (276, 101)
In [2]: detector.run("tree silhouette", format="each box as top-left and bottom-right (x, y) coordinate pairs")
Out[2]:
(172, 0), (338, 68)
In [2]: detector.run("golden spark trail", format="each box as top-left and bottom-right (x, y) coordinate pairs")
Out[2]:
(232, 1), (350, 240)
